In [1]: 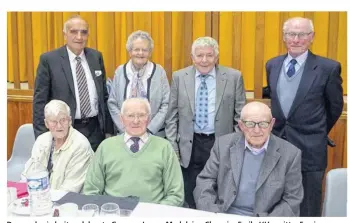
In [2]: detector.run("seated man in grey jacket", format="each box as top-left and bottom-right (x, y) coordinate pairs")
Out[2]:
(194, 101), (303, 216)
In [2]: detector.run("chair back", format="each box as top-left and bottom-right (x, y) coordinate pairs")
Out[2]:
(322, 168), (347, 217)
(7, 124), (35, 182)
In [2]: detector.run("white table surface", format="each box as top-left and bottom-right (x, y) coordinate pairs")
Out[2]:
(8, 190), (236, 217)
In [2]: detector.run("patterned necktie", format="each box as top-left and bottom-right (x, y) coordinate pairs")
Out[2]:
(195, 74), (209, 130)
(130, 137), (140, 153)
(76, 57), (92, 118)
(287, 59), (298, 77)
(130, 72), (147, 98)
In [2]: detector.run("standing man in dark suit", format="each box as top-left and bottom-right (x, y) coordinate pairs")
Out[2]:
(33, 15), (113, 151)
(165, 36), (246, 208)
(265, 17), (343, 216)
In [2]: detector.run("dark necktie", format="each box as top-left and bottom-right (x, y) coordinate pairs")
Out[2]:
(76, 56), (92, 118)
(287, 59), (298, 77)
(130, 137), (140, 153)
(195, 74), (209, 129)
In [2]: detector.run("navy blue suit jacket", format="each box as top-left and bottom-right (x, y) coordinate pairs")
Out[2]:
(266, 51), (343, 171)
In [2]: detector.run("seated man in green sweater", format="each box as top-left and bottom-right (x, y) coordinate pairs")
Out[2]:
(83, 97), (184, 206)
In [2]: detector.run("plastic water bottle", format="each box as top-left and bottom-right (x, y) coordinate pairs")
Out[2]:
(26, 157), (52, 216)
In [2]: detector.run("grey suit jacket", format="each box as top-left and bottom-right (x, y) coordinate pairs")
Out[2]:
(165, 65), (246, 167)
(194, 132), (303, 217)
(33, 46), (113, 138)
(107, 61), (170, 137)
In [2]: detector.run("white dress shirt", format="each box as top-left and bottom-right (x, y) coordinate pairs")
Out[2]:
(124, 132), (149, 151)
(67, 47), (98, 119)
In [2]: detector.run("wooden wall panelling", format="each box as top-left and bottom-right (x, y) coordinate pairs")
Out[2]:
(232, 12), (242, 71)
(219, 12), (233, 67)
(8, 12), (20, 88)
(7, 11), (348, 94)
(96, 12), (116, 78)
(164, 12), (172, 81)
(337, 12), (347, 95)
(263, 12), (280, 87)
(211, 12), (219, 44)
(254, 12), (265, 99)
(151, 12), (165, 68)
(183, 12), (193, 68)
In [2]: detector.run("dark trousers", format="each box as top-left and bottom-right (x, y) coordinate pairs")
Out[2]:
(300, 170), (325, 217)
(182, 133), (215, 209)
(74, 116), (104, 152)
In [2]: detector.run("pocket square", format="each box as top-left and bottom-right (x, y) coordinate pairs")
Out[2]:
(95, 70), (102, 76)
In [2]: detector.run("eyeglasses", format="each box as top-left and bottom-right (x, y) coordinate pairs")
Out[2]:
(47, 117), (70, 127)
(69, 29), (89, 36)
(284, 32), (312, 39)
(132, 48), (150, 53)
(124, 113), (149, 121)
(242, 120), (271, 129)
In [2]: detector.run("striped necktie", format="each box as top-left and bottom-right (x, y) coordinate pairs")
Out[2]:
(76, 57), (92, 118)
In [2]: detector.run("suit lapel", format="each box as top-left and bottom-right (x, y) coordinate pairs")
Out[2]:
(215, 66), (227, 115)
(288, 51), (318, 117)
(230, 135), (245, 189)
(256, 135), (281, 191)
(84, 48), (102, 98)
(270, 55), (287, 119)
(60, 46), (76, 99)
(184, 67), (196, 115)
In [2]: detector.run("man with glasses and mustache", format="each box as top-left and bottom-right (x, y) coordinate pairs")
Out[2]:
(33, 15), (113, 152)
(264, 17), (343, 216)
(194, 102), (303, 217)
(83, 98), (184, 207)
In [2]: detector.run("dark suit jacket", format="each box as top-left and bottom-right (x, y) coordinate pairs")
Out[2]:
(33, 46), (113, 138)
(194, 133), (303, 216)
(266, 50), (343, 171)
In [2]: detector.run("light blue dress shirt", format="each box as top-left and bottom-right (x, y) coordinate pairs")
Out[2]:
(284, 50), (308, 74)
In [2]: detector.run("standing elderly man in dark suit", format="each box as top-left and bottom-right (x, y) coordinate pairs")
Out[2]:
(33, 15), (113, 151)
(194, 101), (303, 216)
(265, 17), (343, 216)
(165, 36), (246, 208)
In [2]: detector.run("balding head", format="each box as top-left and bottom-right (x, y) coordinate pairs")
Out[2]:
(239, 101), (275, 148)
(241, 101), (272, 121)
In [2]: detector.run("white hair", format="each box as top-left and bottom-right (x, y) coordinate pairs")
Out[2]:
(63, 15), (89, 33)
(126, 30), (154, 52)
(44, 100), (71, 118)
(121, 98), (151, 115)
(191, 36), (219, 57)
(283, 17), (314, 33)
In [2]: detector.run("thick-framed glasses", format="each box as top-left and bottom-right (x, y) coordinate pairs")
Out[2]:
(284, 32), (312, 39)
(69, 29), (89, 36)
(132, 48), (150, 53)
(124, 113), (149, 121)
(242, 120), (271, 129)
(47, 117), (70, 127)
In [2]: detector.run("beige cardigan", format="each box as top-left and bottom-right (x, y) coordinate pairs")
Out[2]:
(21, 126), (94, 193)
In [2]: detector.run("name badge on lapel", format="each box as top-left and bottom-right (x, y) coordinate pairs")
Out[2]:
(95, 70), (102, 77)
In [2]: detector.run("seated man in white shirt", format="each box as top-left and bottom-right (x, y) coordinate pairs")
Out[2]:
(83, 98), (184, 206)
